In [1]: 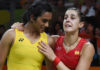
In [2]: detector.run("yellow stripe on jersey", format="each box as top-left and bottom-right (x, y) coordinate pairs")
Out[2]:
(7, 29), (48, 70)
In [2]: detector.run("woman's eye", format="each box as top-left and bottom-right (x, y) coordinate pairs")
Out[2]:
(71, 17), (75, 19)
(64, 16), (68, 19)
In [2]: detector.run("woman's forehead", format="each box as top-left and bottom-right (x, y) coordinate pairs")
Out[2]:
(41, 12), (52, 18)
(65, 10), (78, 16)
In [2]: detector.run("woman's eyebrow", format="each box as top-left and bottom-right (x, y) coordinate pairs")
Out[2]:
(71, 14), (76, 17)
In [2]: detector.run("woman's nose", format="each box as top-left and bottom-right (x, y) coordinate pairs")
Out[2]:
(66, 17), (70, 23)
(45, 22), (49, 27)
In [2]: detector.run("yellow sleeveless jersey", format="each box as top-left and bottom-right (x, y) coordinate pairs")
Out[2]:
(7, 29), (48, 70)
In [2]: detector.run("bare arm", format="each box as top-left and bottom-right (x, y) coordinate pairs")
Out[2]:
(75, 42), (95, 70)
(46, 35), (70, 70)
(0, 29), (15, 70)
(37, 36), (94, 70)
(38, 42), (70, 70)
(37, 35), (70, 70)
(45, 35), (55, 70)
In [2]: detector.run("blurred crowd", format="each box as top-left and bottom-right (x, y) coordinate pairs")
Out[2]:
(0, 0), (100, 66)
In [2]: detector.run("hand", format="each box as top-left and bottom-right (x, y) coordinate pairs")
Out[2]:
(37, 41), (56, 61)
(11, 22), (24, 31)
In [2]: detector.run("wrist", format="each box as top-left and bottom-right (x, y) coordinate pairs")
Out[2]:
(53, 56), (61, 66)
(52, 55), (56, 61)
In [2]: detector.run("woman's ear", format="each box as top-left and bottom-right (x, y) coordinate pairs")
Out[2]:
(30, 15), (35, 22)
(79, 21), (85, 28)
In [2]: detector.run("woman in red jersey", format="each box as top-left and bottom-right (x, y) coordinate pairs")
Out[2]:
(38, 7), (95, 70)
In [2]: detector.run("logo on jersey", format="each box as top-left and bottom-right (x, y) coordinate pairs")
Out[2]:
(19, 38), (24, 42)
(56, 46), (61, 50)
(75, 51), (80, 55)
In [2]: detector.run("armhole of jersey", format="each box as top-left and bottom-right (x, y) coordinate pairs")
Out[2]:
(84, 41), (90, 45)
(56, 36), (63, 43)
(82, 38), (89, 47)
(80, 39), (89, 55)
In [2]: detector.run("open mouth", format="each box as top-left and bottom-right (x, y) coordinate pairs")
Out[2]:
(65, 24), (72, 27)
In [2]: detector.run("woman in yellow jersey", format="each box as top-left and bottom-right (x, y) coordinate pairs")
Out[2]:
(0, 1), (55, 70)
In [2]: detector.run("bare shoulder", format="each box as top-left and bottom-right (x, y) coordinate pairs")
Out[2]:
(5, 29), (15, 34)
(3, 29), (15, 38)
(81, 41), (95, 56)
(76, 41), (95, 70)
(47, 35), (55, 45)
(83, 42), (94, 51)
(1, 29), (15, 43)
(51, 35), (60, 42)
(47, 35), (56, 49)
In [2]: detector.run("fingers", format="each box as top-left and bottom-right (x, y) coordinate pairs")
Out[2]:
(37, 45), (46, 52)
(38, 41), (53, 52)
(11, 22), (24, 31)
(37, 45), (47, 55)
(37, 41), (56, 61)
(38, 41), (48, 54)
(39, 41), (47, 49)
(11, 22), (21, 28)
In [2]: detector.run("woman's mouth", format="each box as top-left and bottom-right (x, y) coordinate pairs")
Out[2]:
(65, 24), (72, 27)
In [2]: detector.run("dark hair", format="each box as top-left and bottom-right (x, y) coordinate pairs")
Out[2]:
(0, 25), (5, 28)
(22, 1), (53, 24)
(67, 7), (86, 22)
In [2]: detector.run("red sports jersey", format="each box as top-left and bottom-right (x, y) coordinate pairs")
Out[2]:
(53, 36), (88, 70)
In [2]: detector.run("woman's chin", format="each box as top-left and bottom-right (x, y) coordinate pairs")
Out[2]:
(64, 29), (73, 33)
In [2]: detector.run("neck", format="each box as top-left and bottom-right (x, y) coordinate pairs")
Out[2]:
(64, 30), (79, 47)
(24, 23), (40, 37)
